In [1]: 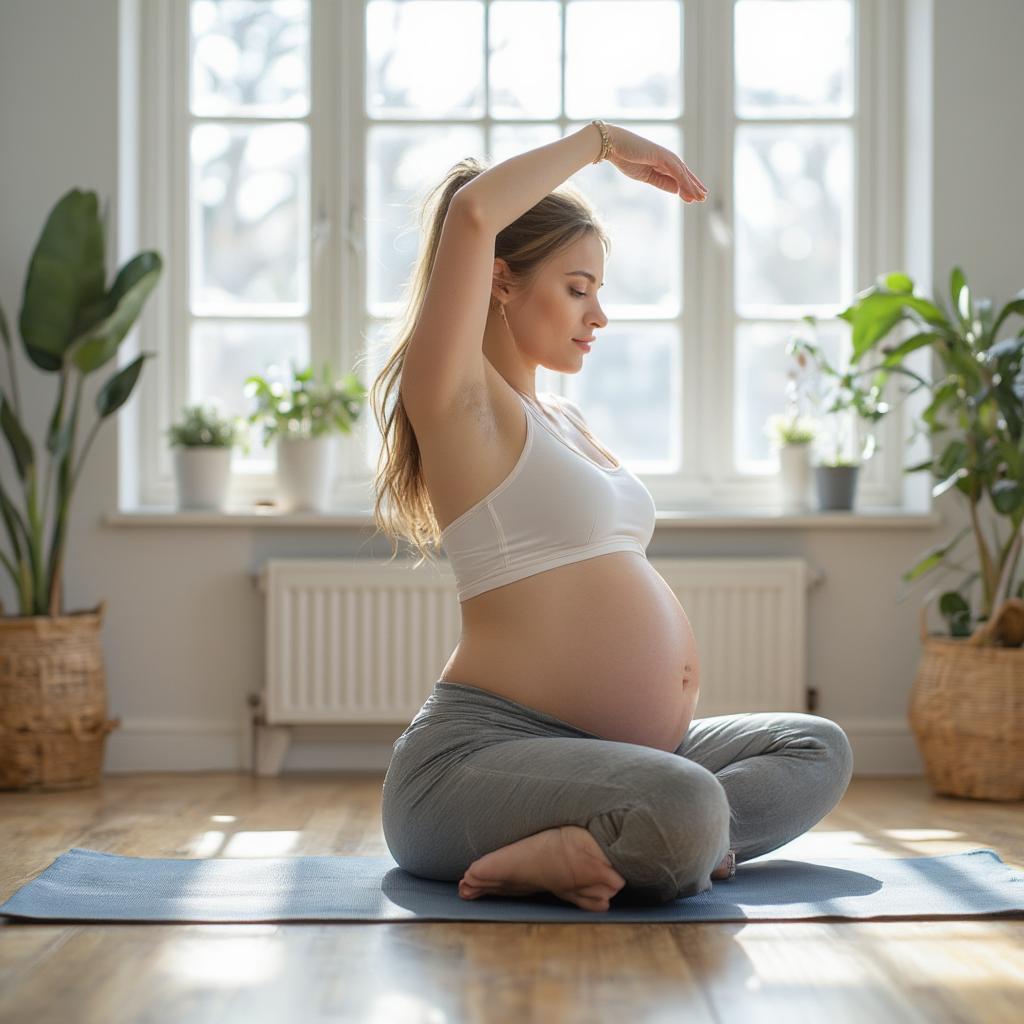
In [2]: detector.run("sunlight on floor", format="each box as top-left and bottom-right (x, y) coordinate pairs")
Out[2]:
(747, 828), (969, 863)
(186, 830), (302, 857)
(366, 995), (447, 1024)
(155, 938), (284, 987)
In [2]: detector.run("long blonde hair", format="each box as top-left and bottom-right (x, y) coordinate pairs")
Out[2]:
(369, 155), (611, 569)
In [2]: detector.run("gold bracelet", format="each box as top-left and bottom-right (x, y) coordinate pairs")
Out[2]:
(590, 120), (613, 164)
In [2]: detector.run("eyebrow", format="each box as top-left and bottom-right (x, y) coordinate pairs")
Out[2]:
(565, 271), (604, 288)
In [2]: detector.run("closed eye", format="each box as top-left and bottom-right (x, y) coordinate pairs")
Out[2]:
(569, 288), (587, 298)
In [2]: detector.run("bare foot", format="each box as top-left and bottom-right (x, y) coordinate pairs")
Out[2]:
(458, 825), (627, 912)
(710, 849), (736, 881)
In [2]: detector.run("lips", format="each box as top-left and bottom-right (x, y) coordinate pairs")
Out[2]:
(573, 338), (595, 343)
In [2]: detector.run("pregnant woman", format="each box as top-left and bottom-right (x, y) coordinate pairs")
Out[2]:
(371, 121), (853, 911)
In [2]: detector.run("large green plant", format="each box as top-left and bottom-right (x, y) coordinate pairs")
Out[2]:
(840, 268), (1024, 639)
(0, 189), (162, 618)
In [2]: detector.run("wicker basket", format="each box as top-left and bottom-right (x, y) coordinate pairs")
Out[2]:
(0, 599), (120, 791)
(908, 601), (1024, 801)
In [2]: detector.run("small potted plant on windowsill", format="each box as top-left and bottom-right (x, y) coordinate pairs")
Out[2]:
(765, 412), (818, 511)
(764, 343), (821, 511)
(244, 361), (367, 512)
(787, 316), (894, 511)
(166, 402), (247, 511)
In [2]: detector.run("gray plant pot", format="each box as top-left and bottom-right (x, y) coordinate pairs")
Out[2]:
(815, 464), (859, 511)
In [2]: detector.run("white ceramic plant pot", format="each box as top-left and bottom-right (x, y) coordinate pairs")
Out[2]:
(778, 442), (813, 511)
(275, 435), (336, 512)
(174, 446), (233, 510)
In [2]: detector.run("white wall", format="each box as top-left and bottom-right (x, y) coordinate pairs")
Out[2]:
(2, 0), (1022, 775)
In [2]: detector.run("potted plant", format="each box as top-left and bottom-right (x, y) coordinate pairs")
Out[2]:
(765, 412), (818, 511)
(787, 316), (894, 511)
(840, 267), (1024, 800)
(765, 346), (821, 511)
(0, 188), (162, 790)
(244, 361), (367, 512)
(167, 401), (247, 510)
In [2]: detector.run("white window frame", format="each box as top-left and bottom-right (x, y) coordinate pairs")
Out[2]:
(124, 0), (919, 514)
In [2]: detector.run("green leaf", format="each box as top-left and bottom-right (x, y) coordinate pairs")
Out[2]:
(902, 525), (972, 582)
(882, 272), (914, 294)
(0, 301), (11, 356)
(982, 335), (1024, 363)
(846, 293), (951, 364)
(95, 352), (153, 418)
(939, 590), (969, 615)
(990, 478), (1024, 516)
(951, 266), (973, 328)
(879, 331), (941, 368)
(939, 589), (973, 636)
(18, 188), (106, 368)
(0, 476), (26, 562)
(69, 252), (163, 374)
(975, 297), (994, 345)
(0, 392), (35, 479)
(990, 290), (1024, 341)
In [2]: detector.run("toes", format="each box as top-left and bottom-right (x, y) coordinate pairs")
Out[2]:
(577, 883), (618, 900)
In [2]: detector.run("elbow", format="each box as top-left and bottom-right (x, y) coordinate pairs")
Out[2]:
(449, 189), (485, 229)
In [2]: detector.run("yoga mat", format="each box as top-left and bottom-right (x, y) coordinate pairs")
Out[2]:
(1, 847), (1021, 924)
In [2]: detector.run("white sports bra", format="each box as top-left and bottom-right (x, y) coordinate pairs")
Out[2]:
(440, 391), (656, 602)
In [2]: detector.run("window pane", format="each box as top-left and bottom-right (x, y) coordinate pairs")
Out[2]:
(190, 0), (310, 118)
(734, 124), (852, 313)
(366, 124), (483, 316)
(734, 319), (844, 469)
(566, 1), (682, 119)
(566, 121), (684, 315)
(491, 123), (562, 162)
(551, 323), (680, 471)
(190, 122), (310, 313)
(366, 0), (485, 119)
(190, 319), (309, 471)
(490, 2), (562, 119)
(735, 0), (853, 119)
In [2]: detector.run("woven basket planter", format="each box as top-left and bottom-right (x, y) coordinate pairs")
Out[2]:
(0, 599), (120, 791)
(909, 601), (1024, 801)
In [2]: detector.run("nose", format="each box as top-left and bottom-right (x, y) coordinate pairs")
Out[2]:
(591, 299), (608, 330)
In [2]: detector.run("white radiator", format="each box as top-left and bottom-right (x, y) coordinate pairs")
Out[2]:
(256, 556), (816, 733)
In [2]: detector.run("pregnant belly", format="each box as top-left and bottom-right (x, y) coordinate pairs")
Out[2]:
(440, 552), (700, 752)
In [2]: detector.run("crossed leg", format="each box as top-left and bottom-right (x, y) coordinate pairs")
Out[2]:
(454, 711), (851, 910)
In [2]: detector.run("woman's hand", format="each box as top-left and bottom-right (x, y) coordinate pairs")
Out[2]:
(605, 125), (708, 203)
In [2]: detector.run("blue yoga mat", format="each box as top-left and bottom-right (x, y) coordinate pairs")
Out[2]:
(1, 847), (1021, 923)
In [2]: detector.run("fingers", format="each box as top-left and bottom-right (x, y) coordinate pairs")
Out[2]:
(674, 158), (708, 200)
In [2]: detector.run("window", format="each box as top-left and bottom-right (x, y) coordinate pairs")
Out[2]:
(131, 0), (908, 512)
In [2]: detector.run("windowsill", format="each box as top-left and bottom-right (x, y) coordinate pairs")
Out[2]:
(104, 506), (942, 530)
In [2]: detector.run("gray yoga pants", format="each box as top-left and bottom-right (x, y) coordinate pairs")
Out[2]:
(381, 680), (854, 904)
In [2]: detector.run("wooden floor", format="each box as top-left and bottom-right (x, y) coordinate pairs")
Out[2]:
(0, 773), (1021, 1024)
